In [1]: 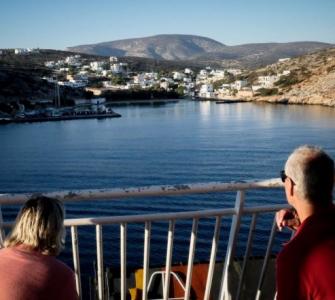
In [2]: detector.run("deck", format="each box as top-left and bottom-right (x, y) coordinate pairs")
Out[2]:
(0, 179), (288, 300)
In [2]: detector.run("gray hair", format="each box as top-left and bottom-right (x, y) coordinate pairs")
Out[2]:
(285, 145), (334, 204)
(5, 196), (65, 256)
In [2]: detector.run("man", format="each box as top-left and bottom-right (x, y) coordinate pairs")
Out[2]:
(276, 145), (335, 300)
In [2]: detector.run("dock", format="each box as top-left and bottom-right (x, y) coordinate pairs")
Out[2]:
(1, 112), (121, 124)
(107, 99), (179, 106)
(216, 99), (247, 104)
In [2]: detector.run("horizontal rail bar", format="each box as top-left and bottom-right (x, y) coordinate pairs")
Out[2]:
(1, 204), (290, 228)
(0, 178), (283, 205)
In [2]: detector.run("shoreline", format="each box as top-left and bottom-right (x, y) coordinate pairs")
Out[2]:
(195, 96), (335, 107)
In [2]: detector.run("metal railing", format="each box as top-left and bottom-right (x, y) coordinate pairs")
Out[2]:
(0, 178), (288, 300)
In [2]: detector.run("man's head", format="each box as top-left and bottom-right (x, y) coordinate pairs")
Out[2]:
(283, 145), (334, 206)
(5, 196), (65, 256)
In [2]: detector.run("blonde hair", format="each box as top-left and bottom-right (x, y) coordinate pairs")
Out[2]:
(5, 196), (65, 256)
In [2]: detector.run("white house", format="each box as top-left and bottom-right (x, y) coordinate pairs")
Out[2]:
(199, 84), (214, 98)
(14, 48), (38, 55)
(14, 48), (28, 55)
(184, 68), (194, 75)
(65, 56), (81, 66)
(210, 69), (226, 79)
(226, 69), (242, 76)
(173, 71), (185, 81)
(258, 75), (279, 88)
(44, 61), (55, 68)
(278, 58), (291, 63)
(90, 61), (106, 71)
(145, 72), (158, 80)
(110, 56), (118, 62)
(111, 63), (128, 74)
(160, 81), (170, 90)
(280, 70), (291, 76)
(231, 80), (248, 91)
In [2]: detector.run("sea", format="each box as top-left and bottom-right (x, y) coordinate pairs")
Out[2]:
(1, 100), (335, 292)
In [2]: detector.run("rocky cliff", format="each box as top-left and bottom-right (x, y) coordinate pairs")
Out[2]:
(252, 48), (335, 106)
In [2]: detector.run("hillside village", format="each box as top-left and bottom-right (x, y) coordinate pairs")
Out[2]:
(0, 46), (335, 120)
(13, 48), (292, 99)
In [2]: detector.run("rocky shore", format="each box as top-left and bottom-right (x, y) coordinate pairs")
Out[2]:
(235, 48), (335, 107)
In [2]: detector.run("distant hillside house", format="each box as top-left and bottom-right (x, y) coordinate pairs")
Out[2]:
(199, 84), (214, 98)
(14, 48), (39, 55)
(258, 75), (279, 88)
(210, 69), (226, 79)
(184, 68), (194, 75)
(173, 71), (185, 81)
(278, 58), (291, 63)
(65, 55), (81, 66)
(231, 80), (248, 91)
(110, 63), (128, 74)
(227, 69), (242, 76)
(90, 61), (106, 71)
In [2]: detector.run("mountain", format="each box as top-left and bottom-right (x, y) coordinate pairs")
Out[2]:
(67, 34), (334, 67)
(67, 34), (226, 60)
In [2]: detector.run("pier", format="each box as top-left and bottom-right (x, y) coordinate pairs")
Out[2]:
(0, 112), (121, 124)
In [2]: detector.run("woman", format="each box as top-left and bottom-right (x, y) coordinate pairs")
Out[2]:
(0, 196), (78, 300)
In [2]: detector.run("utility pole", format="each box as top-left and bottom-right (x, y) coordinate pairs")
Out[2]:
(54, 76), (61, 108)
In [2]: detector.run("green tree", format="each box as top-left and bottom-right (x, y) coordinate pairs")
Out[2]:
(176, 86), (184, 96)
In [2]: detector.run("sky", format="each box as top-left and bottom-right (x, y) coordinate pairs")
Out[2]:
(1, 0), (334, 49)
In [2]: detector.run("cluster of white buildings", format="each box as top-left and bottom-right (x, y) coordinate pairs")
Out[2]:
(41, 52), (293, 99)
(14, 48), (40, 55)
(0, 48), (40, 55)
(198, 67), (291, 99)
(251, 70), (291, 92)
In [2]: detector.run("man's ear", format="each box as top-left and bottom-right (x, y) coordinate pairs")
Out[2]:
(289, 178), (295, 197)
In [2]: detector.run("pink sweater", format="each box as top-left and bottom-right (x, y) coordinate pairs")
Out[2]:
(0, 246), (78, 300)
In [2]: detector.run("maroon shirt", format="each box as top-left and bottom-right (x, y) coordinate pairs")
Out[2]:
(276, 206), (335, 300)
(0, 246), (78, 300)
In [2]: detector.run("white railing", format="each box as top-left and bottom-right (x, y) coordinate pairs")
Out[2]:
(0, 179), (289, 300)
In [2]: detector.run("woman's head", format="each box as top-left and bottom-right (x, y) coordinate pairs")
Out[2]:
(5, 196), (65, 256)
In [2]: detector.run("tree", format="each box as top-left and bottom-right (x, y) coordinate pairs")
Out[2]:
(176, 86), (184, 96)
(111, 75), (126, 85)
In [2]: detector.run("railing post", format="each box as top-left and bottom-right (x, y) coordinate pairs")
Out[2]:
(204, 216), (222, 300)
(71, 226), (82, 299)
(96, 224), (104, 300)
(219, 190), (245, 300)
(142, 221), (151, 300)
(255, 216), (277, 300)
(120, 222), (127, 300)
(236, 213), (258, 300)
(184, 218), (199, 300)
(163, 220), (175, 300)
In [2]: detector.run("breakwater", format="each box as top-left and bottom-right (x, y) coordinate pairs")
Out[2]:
(0, 112), (121, 124)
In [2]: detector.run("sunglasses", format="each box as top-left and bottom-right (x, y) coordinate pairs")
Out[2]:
(280, 170), (287, 183)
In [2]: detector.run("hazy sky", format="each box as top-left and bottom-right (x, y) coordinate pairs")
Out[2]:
(1, 0), (334, 49)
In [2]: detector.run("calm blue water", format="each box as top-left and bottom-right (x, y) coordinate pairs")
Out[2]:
(1, 100), (335, 291)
